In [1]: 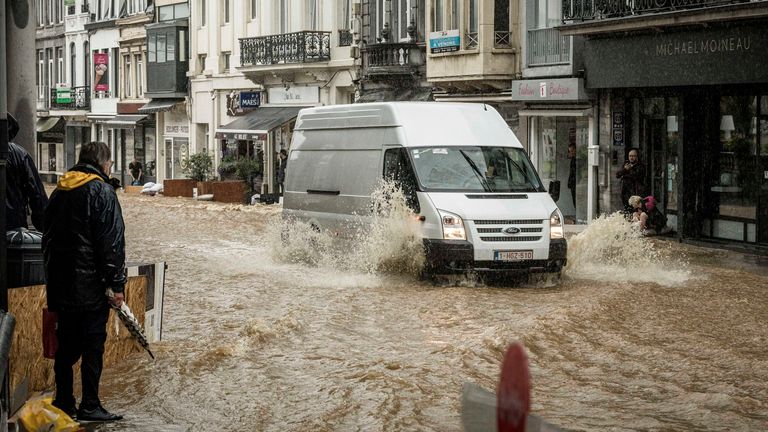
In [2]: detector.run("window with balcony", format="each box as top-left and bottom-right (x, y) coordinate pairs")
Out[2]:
(466, 0), (479, 48)
(275, 0), (288, 33)
(84, 41), (90, 88)
(494, 0), (511, 47)
(338, 0), (352, 46)
(433, 0), (443, 31)
(371, 0), (417, 43)
(306, 0), (319, 30)
(70, 42), (76, 86)
(525, 0), (570, 65)
(56, 47), (64, 85)
(37, 50), (45, 100)
(251, 0), (258, 20)
(200, 0), (206, 26)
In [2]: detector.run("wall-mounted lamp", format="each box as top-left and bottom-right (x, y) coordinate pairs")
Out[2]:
(666, 116), (678, 133)
(720, 115), (735, 140)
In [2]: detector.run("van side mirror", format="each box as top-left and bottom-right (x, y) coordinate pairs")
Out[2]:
(548, 180), (560, 202)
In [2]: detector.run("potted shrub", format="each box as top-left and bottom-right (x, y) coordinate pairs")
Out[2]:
(188, 152), (214, 195)
(213, 157), (260, 204)
(217, 154), (238, 181)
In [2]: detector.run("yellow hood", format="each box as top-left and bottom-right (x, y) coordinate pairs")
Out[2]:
(56, 171), (103, 191)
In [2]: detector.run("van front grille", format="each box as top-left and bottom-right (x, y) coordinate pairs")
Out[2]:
(476, 227), (543, 234)
(465, 194), (528, 199)
(474, 219), (543, 225)
(480, 236), (542, 242)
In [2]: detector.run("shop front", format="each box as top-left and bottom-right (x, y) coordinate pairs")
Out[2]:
(36, 117), (67, 182)
(215, 105), (305, 193)
(583, 21), (768, 246)
(103, 114), (155, 186)
(512, 78), (597, 224)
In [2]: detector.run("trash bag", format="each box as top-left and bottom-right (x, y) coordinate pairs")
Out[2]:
(18, 394), (80, 432)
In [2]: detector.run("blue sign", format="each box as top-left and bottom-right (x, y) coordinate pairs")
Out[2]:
(239, 92), (261, 108)
(429, 30), (460, 53)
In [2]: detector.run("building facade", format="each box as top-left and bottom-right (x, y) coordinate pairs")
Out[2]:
(35, 0), (68, 181)
(188, 0), (358, 193)
(560, 0), (768, 248)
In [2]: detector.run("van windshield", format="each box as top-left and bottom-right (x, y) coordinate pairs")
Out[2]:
(408, 146), (545, 193)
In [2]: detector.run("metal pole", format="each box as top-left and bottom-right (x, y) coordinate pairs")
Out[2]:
(0, 0), (10, 427)
(6, 0), (37, 157)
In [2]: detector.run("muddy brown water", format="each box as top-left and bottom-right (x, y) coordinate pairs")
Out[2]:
(82, 193), (767, 431)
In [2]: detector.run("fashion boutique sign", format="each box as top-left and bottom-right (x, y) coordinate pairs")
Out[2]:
(583, 23), (767, 88)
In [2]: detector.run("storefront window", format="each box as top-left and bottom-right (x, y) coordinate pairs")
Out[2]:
(145, 127), (156, 179)
(665, 98), (682, 214)
(712, 96), (757, 222)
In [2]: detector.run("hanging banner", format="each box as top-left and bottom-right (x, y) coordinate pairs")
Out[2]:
(93, 53), (110, 92)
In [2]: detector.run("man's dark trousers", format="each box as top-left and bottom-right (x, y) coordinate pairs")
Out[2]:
(53, 306), (110, 411)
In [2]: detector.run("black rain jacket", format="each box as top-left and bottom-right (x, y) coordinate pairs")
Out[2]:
(43, 163), (127, 312)
(5, 113), (48, 230)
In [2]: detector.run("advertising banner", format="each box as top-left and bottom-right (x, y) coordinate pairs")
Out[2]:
(93, 53), (109, 92)
(429, 30), (460, 53)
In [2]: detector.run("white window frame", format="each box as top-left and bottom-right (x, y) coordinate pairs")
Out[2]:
(70, 42), (76, 86)
(275, 0), (288, 34)
(251, 0), (258, 20)
(124, 54), (132, 98)
(305, 0), (319, 31)
(56, 47), (64, 85)
(136, 53), (144, 97)
(200, 0), (207, 27)
(37, 50), (45, 99)
(339, 0), (351, 30)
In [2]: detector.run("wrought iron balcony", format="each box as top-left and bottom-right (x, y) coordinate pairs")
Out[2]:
(362, 42), (423, 78)
(527, 28), (571, 66)
(239, 31), (331, 66)
(49, 86), (91, 110)
(562, 0), (746, 21)
(338, 29), (353, 47)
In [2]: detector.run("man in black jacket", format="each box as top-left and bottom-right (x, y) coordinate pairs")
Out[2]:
(43, 141), (126, 422)
(5, 112), (48, 230)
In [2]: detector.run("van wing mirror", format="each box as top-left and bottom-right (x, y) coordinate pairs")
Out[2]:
(548, 180), (560, 202)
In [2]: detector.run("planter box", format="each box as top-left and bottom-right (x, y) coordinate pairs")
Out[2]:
(212, 180), (248, 204)
(196, 181), (215, 196)
(163, 179), (196, 197)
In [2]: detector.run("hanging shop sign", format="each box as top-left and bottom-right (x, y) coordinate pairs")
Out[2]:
(429, 29), (460, 53)
(227, 91), (262, 116)
(93, 52), (109, 92)
(511, 78), (587, 102)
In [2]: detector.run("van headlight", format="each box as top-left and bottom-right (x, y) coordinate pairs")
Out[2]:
(439, 210), (466, 241)
(550, 210), (564, 239)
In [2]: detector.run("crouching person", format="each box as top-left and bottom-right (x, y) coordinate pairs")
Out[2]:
(628, 195), (671, 236)
(43, 141), (126, 422)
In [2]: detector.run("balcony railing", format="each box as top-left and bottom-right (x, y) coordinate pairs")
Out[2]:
(49, 86), (91, 110)
(466, 32), (479, 49)
(562, 0), (743, 21)
(240, 31), (331, 66)
(363, 42), (421, 69)
(494, 31), (513, 48)
(338, 29), (353, 47)
(527, 28), (571, 66)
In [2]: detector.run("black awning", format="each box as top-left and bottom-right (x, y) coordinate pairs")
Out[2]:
(215, 106), (307, 140)
(138, 98), (184, 114)
(104, 115), (148, 128)
(36, 117), (66, 143)
(356, 87), (434, 103)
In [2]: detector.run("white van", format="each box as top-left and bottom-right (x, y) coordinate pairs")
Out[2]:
(283, 102), (567, 276)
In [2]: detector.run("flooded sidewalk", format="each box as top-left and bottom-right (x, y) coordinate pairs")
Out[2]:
(86, 193), (767, 431)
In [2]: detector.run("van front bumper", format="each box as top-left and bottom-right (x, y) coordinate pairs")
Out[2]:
(423, 238), (567, 274)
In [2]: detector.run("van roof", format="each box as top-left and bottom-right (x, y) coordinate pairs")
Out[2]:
(293, 102), (522, 148)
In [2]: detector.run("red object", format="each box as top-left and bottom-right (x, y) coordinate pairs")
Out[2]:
(497, 342), (531, 432)
(42, 308), (58, 359)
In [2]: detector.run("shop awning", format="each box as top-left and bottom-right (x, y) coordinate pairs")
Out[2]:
(104, 115), (148, 128)
(138, 98), (184, 114)
(215, 106), (308, 140)
(356, 87), (433, 103)
(36, 117), (66, 143)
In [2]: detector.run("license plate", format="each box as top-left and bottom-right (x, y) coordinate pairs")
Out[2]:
(494, 250), (533, 261)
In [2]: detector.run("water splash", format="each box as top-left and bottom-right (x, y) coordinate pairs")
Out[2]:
(565, 213), (692, 287)
(269, 180), (425, 276)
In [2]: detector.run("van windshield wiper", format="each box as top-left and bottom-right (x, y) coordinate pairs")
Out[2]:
(502, 152), (538, 191)
(458, 150), (492, 192)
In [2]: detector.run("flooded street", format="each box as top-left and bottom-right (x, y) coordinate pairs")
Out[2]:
(92, 193), (767, 431)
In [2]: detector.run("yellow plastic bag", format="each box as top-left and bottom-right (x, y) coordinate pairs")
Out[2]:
(17, 394), (81, 432)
